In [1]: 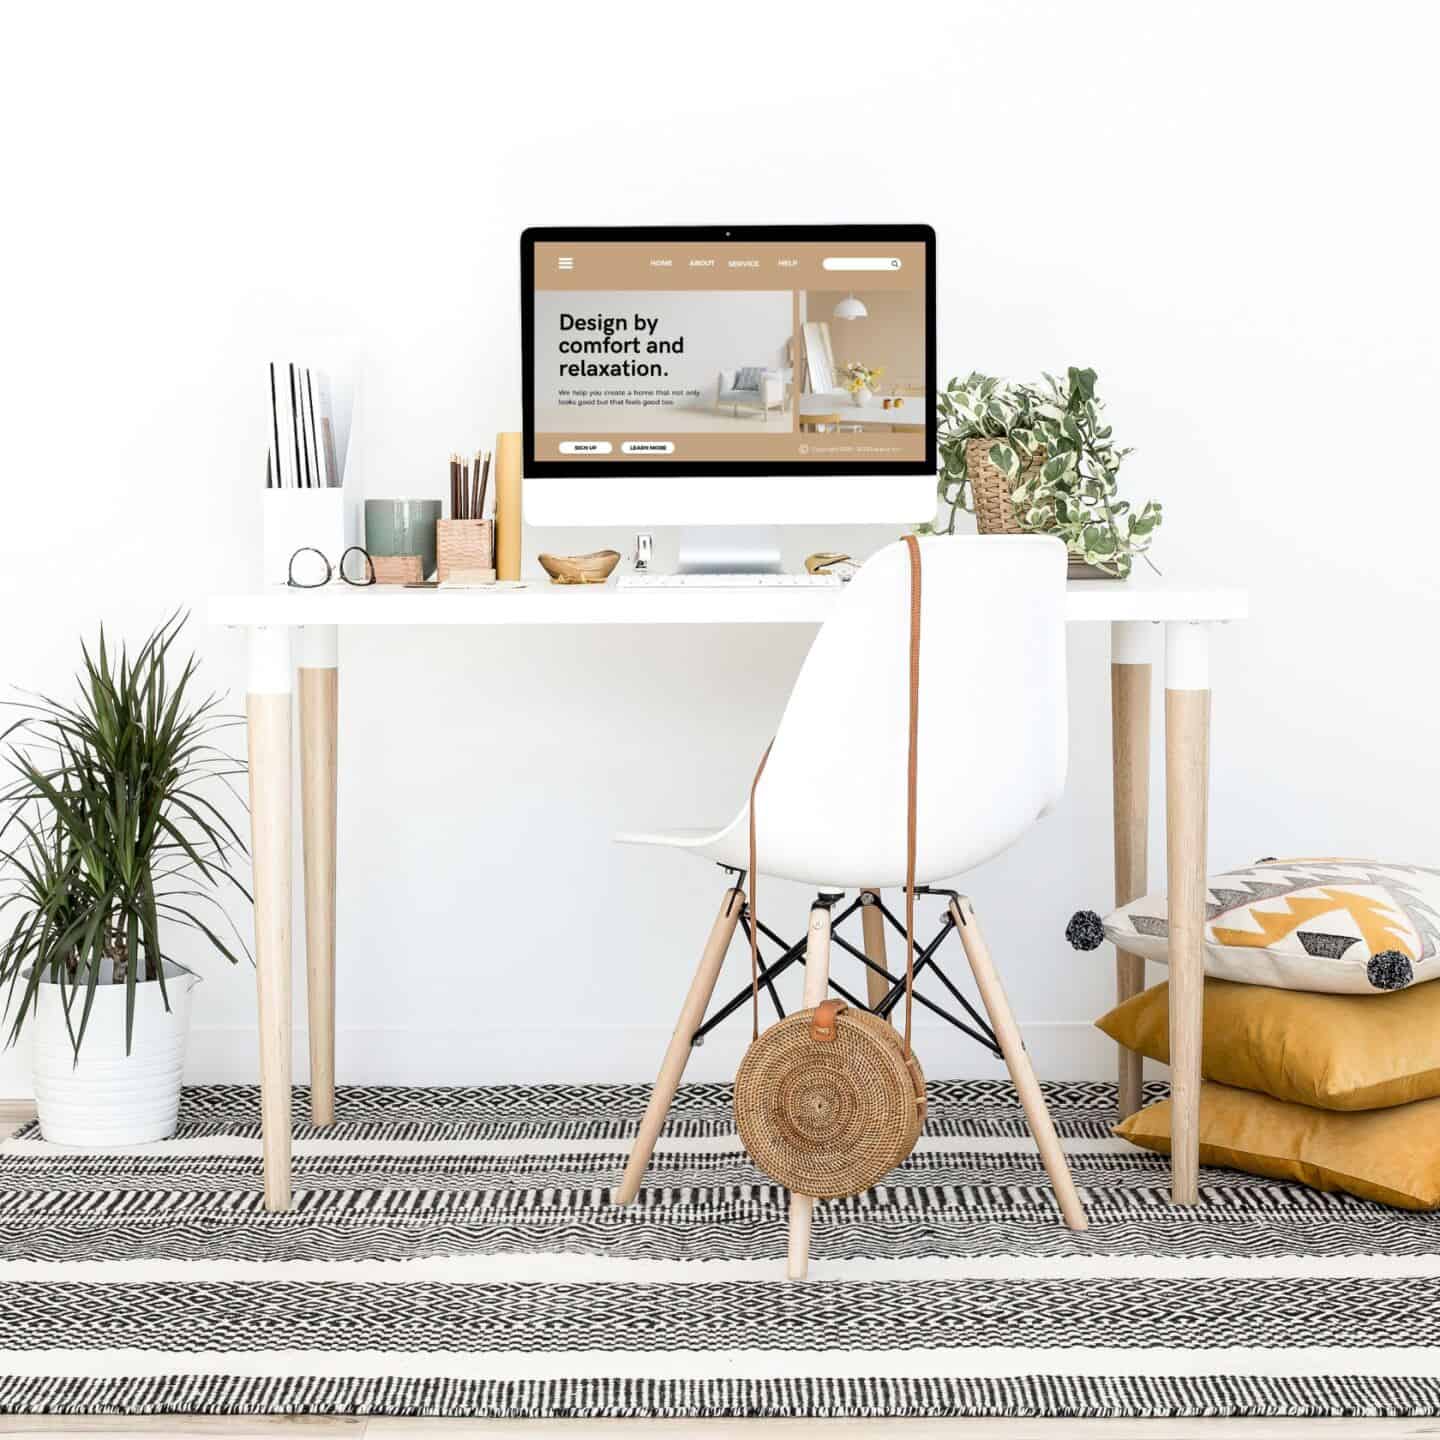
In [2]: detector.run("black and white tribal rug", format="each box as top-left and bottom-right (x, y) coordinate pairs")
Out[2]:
(1, 1079), (1438, 1420)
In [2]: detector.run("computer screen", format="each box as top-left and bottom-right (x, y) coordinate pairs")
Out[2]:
(521, 226), (935, 484)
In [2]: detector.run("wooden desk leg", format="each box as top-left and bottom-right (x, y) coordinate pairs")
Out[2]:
(615, 885), (743, 1205)
(787, 902), (833, 1281)
(1111, 622), (1152, 1122)
(299, 625), (338, 1129)
(1165, 622), (1211, 1206)
(860, 890), (891, 1019)
(246, 626), (294, 1212)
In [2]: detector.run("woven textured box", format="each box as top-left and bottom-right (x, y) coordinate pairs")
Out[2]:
(437, 519), (494, 582)
(371, 554), (422, 585)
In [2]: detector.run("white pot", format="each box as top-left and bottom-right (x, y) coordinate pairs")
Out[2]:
(30, 963), (198, 1146)
(853, 387), (872, 407)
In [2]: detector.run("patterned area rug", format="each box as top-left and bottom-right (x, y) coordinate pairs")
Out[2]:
(1, 1080), (1439, 1420)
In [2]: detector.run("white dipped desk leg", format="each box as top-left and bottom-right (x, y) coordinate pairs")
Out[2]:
(1165, 621), (1211, 1206)
(247, 626), (294, 1211)
(298, 625), (338, 1128)
(1111, 621), (1152, 1122)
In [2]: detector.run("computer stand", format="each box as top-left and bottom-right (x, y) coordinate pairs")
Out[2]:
(676, 525), (783, 574)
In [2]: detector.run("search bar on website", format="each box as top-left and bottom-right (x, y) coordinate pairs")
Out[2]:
(822, 257), (902, 271)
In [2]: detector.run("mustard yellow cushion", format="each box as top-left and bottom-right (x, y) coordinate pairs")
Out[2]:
(1096, 978), (1440, 1111)
(1116, 1081), (1440, 1210)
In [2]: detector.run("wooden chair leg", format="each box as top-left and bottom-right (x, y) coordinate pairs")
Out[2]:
(860, 889), (891, 1019)
(950, 897), (1089, 1231)
(614, 885), (743, 1206)
(787, 902), (833, 1279)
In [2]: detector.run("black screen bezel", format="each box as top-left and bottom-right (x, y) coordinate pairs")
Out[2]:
(520, 224), (936, 479)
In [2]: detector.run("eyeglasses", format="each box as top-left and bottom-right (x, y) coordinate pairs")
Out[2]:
(287, 546), (377, 588)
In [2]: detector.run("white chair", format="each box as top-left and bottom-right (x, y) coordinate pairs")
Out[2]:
(613, 535), (1088, 1275)
(717, 368), (785, 420)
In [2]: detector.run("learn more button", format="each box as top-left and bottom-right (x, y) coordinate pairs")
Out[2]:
(559, 440), (612, 455)
(621, 441), (675, 454)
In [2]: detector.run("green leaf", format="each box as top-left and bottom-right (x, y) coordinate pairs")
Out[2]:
(989, 444), (1019, 480)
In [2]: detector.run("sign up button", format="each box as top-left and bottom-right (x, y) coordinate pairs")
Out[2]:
(621, 441), (675, 454)
(559, 440), (612, 455)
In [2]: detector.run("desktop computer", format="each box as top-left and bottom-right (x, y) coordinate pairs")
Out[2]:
(520, 225), (936, 585)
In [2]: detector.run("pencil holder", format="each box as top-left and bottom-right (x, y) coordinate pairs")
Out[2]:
(261, 489), (354, 586)
(365, 499), (441, 580)
(436, 519), (494, 582)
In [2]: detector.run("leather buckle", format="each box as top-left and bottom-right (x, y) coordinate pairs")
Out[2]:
(810, 999), (847, 1043)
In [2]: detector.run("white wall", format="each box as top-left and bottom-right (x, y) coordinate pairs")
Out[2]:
(2, 2), (1436, 1095)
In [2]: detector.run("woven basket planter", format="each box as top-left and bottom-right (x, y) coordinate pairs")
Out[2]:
(966, 436), (1042, 535)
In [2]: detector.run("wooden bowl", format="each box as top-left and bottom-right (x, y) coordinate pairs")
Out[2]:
(538, 549), (621, 585)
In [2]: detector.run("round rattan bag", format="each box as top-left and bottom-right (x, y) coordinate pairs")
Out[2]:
(734, 999), (926, 1199)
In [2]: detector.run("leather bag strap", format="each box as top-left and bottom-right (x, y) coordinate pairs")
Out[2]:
(747, 741), (772, 1042)
(902, 533), (921, 1057)
(748, 537), (922, 1051)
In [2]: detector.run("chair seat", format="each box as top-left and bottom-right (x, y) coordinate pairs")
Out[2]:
(615, 821), (749, 872)
(615, 818), (977, 889)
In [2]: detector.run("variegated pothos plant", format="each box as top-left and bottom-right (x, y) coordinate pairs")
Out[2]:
(928, 367), (1162, 578)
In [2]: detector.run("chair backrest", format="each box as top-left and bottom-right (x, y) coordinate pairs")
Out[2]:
(752, 534), (1068, 888)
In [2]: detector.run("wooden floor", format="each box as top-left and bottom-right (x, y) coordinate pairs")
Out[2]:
(0, 1104), (1430, 1438)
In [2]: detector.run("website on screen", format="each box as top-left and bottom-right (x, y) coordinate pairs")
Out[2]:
(530, 241), (928, 464)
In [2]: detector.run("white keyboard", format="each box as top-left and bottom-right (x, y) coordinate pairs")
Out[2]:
(616, 572), (843, 590)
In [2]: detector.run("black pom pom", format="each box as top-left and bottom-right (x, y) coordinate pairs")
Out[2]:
(1368, 950), (1414, 991)
(1066, 909), (1106, 952)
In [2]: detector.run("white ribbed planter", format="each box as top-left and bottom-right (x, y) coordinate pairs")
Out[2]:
(30, 964), (197, 1147)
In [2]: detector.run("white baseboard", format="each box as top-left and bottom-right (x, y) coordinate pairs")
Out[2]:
(155, 1020), (1138, 1089)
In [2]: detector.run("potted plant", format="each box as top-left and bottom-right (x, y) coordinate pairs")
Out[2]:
(930, 367), (1162, 578)
(0, 615), (248, 1145)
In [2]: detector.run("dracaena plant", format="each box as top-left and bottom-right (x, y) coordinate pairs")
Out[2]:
(929, 367), (1162, 578)
(0, 614), (249, 1056)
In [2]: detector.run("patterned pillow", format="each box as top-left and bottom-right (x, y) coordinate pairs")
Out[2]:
(732, 366), (766, 391)
(1099, 858), (1440, 994)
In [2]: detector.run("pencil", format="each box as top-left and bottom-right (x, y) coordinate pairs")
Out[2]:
(266, 449), (273, 490)
(269, 364), (283, 488)
(477, 450), (491, 518)
(468, 453), (479, 521)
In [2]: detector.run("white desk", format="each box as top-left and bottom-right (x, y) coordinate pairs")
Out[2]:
(210, 574), (1247, 1212)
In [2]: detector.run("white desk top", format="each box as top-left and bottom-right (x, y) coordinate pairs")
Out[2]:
(209, 572), (1248, 628)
